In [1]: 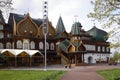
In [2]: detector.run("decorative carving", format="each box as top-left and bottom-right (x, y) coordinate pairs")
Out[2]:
(17, 13), (38, 37)
(39, 21), (55, 39)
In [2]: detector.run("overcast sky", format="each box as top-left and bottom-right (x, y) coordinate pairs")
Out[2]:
(12, 0), (99, 32)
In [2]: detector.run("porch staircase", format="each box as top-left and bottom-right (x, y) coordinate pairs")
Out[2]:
(56, 48), (69, 66)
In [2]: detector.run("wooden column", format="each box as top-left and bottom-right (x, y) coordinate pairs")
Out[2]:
(82, 53), (84, 63)
(15, 55), (17, 67)
(30, 56), (32, 67)
(83, 53), (84, 63)
(68, 55), (70, 65)
(75, 54), (77, 66)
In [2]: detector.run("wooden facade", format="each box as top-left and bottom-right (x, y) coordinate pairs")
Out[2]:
(0, 12), (111, 67)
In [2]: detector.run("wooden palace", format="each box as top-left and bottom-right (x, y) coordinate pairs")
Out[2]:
(0, 10), (111, 67)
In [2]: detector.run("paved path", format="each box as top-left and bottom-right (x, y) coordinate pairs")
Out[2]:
(1, 64), (120, 80)
(60, 65), (120, 80)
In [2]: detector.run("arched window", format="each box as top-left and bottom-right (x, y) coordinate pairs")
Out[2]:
(17, 40), (22, 49)
(102, 46), (105, 52)
(0, 43), (3, 49)
(98, 46), (101, 52)
(30, 41), (35, 49)
(0, 32), (4, 38)
(6, 42), (11, 49)
(23, 43), (29, 50)
(23, 39), (29, 50)
(46, 42), (49, 50)
(50, 43), (54, 50)
(39, 42), (43, 49)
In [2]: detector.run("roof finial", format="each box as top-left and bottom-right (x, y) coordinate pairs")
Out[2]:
(74, 15), (78, 22)
(28, 8), (30, 13)
(59, 13), (61, 16)
(24, 11), (27, 15)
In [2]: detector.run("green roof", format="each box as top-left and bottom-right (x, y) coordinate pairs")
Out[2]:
(58, 39), (71, 53)
(71, 22), (81, 35)
(73, 42), (80, 47)
(8, 13), (43, 26)
(75, 22), (82, 27)
(56, 16), (66, 35)
(87, 26), (108, 41)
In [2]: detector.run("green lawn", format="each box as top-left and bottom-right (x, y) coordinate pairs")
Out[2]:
(0, 70), (66, 80)
(97, 68), (120, 80)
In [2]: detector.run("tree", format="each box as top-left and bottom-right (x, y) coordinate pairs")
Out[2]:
(0, 0), (14, 20)
(112, 51), (120, 61)
(88, 0), (120, 48)
(108, 51), (120, 65)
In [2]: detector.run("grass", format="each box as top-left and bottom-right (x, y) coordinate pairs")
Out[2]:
(97, 68), (120, 80)
(0, 70), (66, 80)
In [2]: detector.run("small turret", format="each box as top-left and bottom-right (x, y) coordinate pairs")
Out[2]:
(71, 22), (82, 35)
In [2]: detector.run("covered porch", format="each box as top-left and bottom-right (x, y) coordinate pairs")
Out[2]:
(58, 39), (87, 66)
(0, 49), (44, 67)
(68, 51), (87, 66)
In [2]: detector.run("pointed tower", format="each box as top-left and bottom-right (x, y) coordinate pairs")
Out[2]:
(56, 16), (66, 35)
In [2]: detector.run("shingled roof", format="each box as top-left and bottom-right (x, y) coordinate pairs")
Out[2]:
(56, 16), (66, 35)
(71, 22), (81, 35)
(8, 13), (43, 27)
(58, 39), (71, 53)
(87, 26), (108, 41)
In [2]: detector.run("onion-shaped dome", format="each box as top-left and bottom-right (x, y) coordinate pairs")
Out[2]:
(71, 22), (82, 35)
(17, 13), (38, 37)
(87, 26), (108, 41)
(39, 21), (56, 39)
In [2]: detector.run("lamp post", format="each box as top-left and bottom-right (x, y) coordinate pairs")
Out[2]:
(42, 21), (48, 71)
(42, 0), (48, 71)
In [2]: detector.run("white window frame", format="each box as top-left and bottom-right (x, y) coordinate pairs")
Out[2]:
(39, 42), (43, 50)
(30, 41), (35, 49)
(6, 42), (11, 49)
(17, 40), (22, 49)
(98, 46), (101, 52)
(50, 43), (54, 50)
